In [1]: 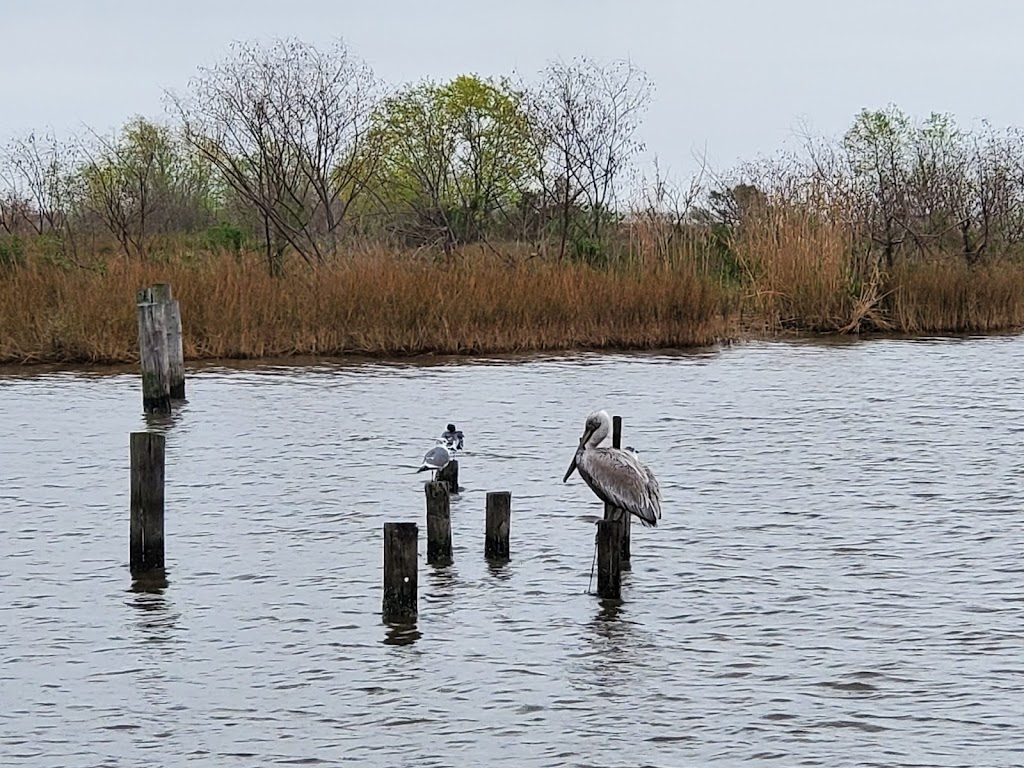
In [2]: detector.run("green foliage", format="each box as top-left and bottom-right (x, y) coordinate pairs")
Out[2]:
(572, 235), (605, 266)
(205, 222), (244, 254)
(368, 74), (536, 243)
(0, 234), (26, 269)
(80, 117), (219, 258)
(709, 223), (743, 284)
(843, 105), (914, 176)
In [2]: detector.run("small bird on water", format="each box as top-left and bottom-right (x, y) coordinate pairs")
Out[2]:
(563, 409), (662, 527)
(441, 423), (465, 451)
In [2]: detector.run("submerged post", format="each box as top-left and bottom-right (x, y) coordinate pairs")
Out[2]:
(596, 519), (622, 600)
(436, 459), (459, 494)
(130, 432), (165, 575)
(425, 481), (453, 566)
(604, 415), (631, 570)
(484, 491), (512, 560)
(382, 522), (418, 622)
(136, 288), (171, 415)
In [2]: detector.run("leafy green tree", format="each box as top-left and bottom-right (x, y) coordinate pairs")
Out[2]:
(368, 74), (535, 250)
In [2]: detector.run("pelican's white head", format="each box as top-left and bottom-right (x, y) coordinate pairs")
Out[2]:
(563, 409), (612, 482)
(581, 409), (612, 448)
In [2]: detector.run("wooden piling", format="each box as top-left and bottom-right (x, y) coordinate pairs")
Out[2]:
(436, 459), (459, 494)
(604, 415), (631, 570)
(136, 288), (171, 415)
(164, 296), (185, 400)
(136, 284), (185, 408)
(596, 519), (622, 600)
(130, 432), (165, 575)
(425, 481), (453, 566)
(484, 491), (512, 560)
(382, 522), (418, 622)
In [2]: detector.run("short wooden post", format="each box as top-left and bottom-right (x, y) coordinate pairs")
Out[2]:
(436, 459), (459, 494)
(130, 432), (165, 575)
(425, 481), (452, 566)
(596, 519), (622, 600)
(484, 491), (512, 560)
(603, 415), (631, 570)
(382, 522), (418, 622)
(136, 288), (171, 415)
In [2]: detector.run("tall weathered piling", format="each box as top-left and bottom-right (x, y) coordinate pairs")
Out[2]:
(484, 491), (512, 560)
(603, 415), (631, 569)
(425, 481), (453, 566)
(382, 522), (418, 622)
(136, 288), (171, 415)
(136, 284), (185, 411)
(596, 519), (622, 600)
(130, 432), (166, 575)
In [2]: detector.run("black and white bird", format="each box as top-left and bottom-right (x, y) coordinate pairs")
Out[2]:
(441, 423), (464, 452)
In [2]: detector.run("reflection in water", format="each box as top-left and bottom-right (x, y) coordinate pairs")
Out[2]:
(486, 560), (512, 581)
(381, 621), (422, 646)
(130, 568), (169, 593)
(2, 339), (1024, 766)
(127, 576), (180, 645)
(141, 399), (190, 435)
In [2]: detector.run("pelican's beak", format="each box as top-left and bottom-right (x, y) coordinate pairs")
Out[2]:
(562, 432), (588, 482)
(562, 456), (578, 482)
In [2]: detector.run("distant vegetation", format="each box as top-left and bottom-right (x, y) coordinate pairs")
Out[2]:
(3, 39), (1024, 364)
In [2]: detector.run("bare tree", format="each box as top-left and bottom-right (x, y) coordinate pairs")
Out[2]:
(0, 132), (81, 253)
(168, 38), (380, 274)
(527, 58), (652, 260)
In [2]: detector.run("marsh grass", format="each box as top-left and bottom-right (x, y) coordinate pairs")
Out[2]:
(3, 231), (1024, 365)
(0, 248), (738, 364)
(886, 260), (1024, 333)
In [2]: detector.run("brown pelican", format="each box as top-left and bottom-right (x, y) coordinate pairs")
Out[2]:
(563, 409), (662, 527)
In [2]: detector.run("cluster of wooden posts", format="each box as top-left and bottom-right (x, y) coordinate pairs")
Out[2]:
(382, 478), (513, 623)
(381, 416), (632, 621)
(127, 283), (631, 610)
(128, 284), (187, 579)
(137, 284), (186, 413)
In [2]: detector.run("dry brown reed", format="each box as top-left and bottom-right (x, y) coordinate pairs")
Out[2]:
(727, 206), (1024, 336)
(5, 230), (1024, 366)
(731, 207), (861, 331)
(0, 249), (737, 364)
(885, 260), (1024, 333)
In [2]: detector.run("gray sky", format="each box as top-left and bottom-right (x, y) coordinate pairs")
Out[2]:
(3, 0), (1021, 180)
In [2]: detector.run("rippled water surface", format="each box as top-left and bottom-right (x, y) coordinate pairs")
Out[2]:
(2, 337), (1023, 767)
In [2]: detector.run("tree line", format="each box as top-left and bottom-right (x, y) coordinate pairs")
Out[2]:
(0, 39), (651, 273)
(3, 38), (1024, 278)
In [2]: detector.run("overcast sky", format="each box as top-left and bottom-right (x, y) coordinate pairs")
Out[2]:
(3, 0), (1021, 180)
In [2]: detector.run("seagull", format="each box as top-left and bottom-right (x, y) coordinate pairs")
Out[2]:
(563, 409), (662, 527)
(441, 423), (464, 451)
(418, 444), (452, 479)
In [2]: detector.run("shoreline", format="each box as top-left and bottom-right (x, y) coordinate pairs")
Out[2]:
(3, 327), (1021, 374)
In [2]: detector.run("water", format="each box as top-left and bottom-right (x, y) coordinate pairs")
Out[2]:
(2, 337), (1023, 767)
